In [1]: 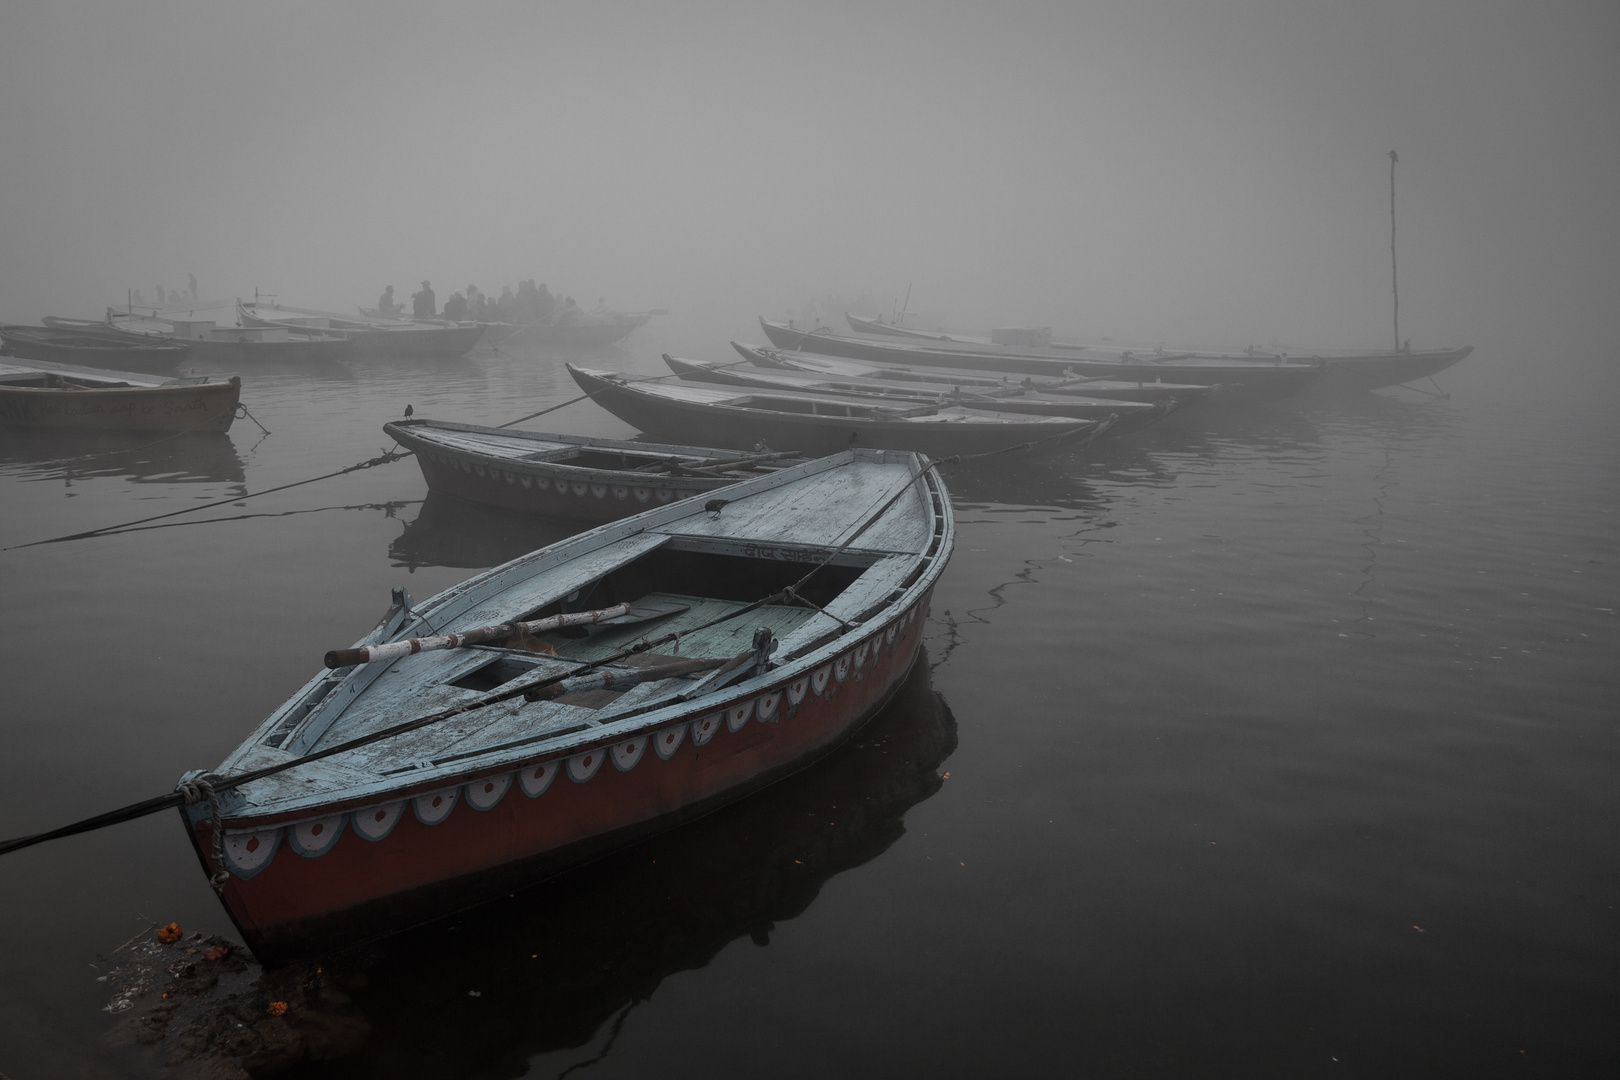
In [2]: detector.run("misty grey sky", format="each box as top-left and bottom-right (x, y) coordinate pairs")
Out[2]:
(1, 0), (1616, 361)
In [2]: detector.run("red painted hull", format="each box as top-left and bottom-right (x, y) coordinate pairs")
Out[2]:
(187, 593), (933, 964)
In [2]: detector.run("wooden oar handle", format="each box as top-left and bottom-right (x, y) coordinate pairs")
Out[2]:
(325, 602), (633, 669)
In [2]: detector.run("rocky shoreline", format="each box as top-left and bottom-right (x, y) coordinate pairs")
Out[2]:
(97, 926), (369, 1078)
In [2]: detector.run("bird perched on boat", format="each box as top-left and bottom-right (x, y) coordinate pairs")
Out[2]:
(704, 499), (729, 516)
(403, 404), (414, 418)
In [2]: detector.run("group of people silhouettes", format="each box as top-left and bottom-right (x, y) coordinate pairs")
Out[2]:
(129, 274), (199, 310)
(375, 280), (578, 324)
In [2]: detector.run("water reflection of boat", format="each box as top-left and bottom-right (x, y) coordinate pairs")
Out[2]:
(0, 426), (246, 485)
(389, 491), (589, 570)
(303, 657), (955, 1071)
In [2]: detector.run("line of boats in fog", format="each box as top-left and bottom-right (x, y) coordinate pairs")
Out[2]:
(0, 298), (655, 373)
(1, 301), (1472, 965)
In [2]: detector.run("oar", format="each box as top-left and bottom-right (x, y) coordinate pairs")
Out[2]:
(323, 601), (689, 668)
(525, 653), (732, 701)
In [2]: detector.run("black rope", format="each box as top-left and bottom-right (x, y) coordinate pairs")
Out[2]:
(497, 394), (592, 429)
(2, 449), (412, 551)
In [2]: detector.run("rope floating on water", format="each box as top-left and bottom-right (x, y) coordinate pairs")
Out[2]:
(1, 386), (612, 550)
(2, 449), (412, 551)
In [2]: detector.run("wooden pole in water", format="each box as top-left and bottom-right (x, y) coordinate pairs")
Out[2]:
(1389, 150), (1400, 353)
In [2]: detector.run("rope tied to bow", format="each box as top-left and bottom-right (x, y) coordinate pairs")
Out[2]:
(177, 778), (230, 893)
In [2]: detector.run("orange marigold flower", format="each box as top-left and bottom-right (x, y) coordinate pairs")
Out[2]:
(156, 922), (182, 944)
(266, 1001), (288, 1017)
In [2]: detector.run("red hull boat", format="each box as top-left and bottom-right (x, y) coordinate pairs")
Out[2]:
(180, 448), (954, 963)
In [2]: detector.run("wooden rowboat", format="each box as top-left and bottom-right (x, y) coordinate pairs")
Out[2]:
(497, 310), (654, 348)
(1, 323), (193, 372)
(568, 364), (1111, 458)
(661, 352), (1174, 430)
(734, 342), (1218, 405)
(845, 311), (1473, 390)
(81, 312), (355, 364)
(238, 301), (486, 360)
(179, 448), (953, 962)
(761, 318), (1323, 398)
(385, 418), (811, 523)
(0, 358), (240, 433)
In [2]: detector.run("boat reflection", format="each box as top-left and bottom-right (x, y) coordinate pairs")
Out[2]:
(389, 491), (589, 570)
(304, 657), (956, 1078)
(0, 428), (246, 485)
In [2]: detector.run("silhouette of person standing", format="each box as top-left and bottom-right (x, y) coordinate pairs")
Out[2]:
(413, 281), (436, 318)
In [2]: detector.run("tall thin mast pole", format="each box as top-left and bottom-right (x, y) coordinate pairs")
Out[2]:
(1389, 150), (1400, 352)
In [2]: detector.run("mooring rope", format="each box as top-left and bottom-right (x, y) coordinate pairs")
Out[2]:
(175, 778), (231, 891)
(2, 448), (412, 551)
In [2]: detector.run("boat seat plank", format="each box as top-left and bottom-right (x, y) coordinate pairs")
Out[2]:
(417, 430), (571, 457)
(437, 533), (671, 632)
(656, 461), (930, 552)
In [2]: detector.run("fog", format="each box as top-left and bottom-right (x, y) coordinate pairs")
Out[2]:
(2, 0), (1616, 365)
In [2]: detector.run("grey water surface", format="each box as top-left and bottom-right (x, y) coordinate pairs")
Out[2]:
(0, 332), (1613, 1078)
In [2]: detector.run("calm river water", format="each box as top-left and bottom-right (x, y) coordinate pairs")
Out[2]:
(0, 320), (1613, 1078)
